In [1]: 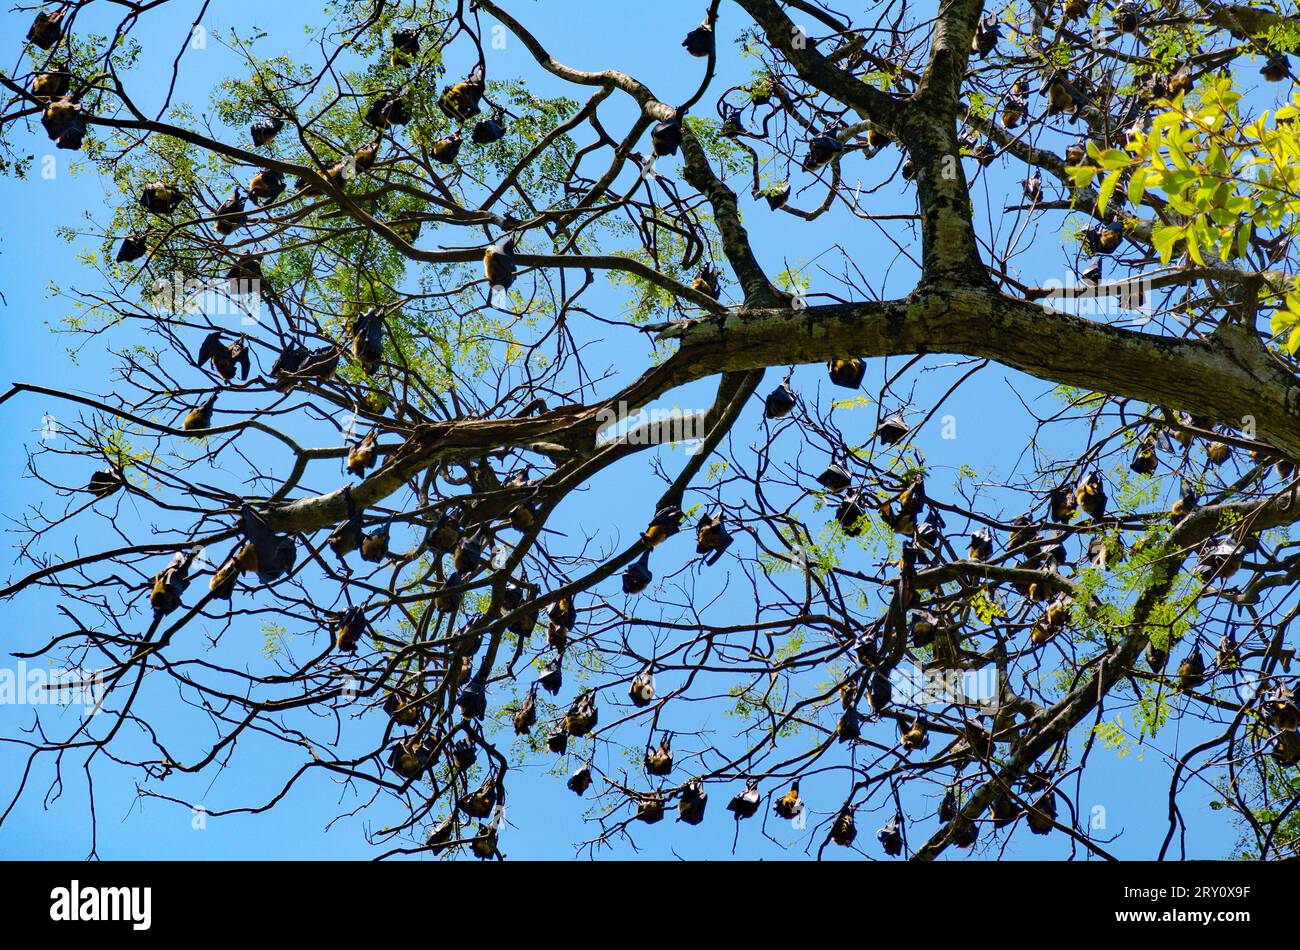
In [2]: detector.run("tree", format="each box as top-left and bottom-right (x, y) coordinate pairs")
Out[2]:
(2, 0), (1299, 860)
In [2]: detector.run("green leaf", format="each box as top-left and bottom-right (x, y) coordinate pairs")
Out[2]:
(1097, 169), (1122, 216)
(1270, 307), (1296, 337)
(1151, 224), (1183, 264)
(1126, 167), (1149, 207)
(1097, 148), (1132, 171)
(1066, 164), (1098, 187)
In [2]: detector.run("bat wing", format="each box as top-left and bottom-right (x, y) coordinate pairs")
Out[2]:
(196, 331), (222, 368)
(240, 505), (279, 567)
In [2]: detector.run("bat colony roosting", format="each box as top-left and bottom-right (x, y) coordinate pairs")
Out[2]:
(2, 0), (1300, 861)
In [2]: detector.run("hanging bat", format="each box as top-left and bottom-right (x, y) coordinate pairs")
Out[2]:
(875, 413), (909, 445)
(439, 65), (485, 121)
(457, 673), (488, 721)
(547, 594), (575, 633)
(248, 168), (286, 203)
(1272, 732), (1300, 767)
(733, 784), (759, 821)
(1264, 684), (1300, 733)
(1170, 487), (1199, 523)
(690, 265), (720, 300)
(86, 466), (125, 499)
(695, 512), (732, 565)
(1261, 53), (1290, 83)
(877, 813), (904, 856)
(431, 132), (462, 164)
(971, 14), (999, 57)
(327, 487), (365, 560)
(226, 253), (263, 294)
(563, 691), (598, 737)
(645, 735), (673, 776)
(116, 233), (148, 264)
(41, 95), (85, 149)
(1001, 93), (1028, 130)
(472, 114), (506, 144)
(682, 11), (715, 57)
(764, 181), (790, 210)
(837, 707), (863, 742)
(508, 496), (540, 533)
(470, 816), (504, 862)
(901, 715), (929, 751)
(538, 655), (564, 696)
(251, 116), (283, 146)
(27, 9), (65, 49)
(391, 27), (420, 64)
(513, 683), (538, 735)
(802, 132), (843, 171)
(214, 190), (248, 237)
(140, 181), (183, 215)
(1177, 648), (1205, 693)
(347, 430), (378, 477)
(678, 778), (708, 825)
(914, 515), (942, 561)
(384, 691), (421, 726)
(352, 140), (381, 174)
(651, 116), (682, 156)
(365, 91), (411, 129)
(830, 806), (857, 846)
(910, 611), (938, 648)
(31, 65), (71, 99)
(545, 722), (569, 755)
(1130, 436), (1158, 475)
(774, 781), (803, 819)
(623, 551), (653, 594)
(360, 518), (391, 563)
(270, 342), (340, 391)
(763, 381), (797, 419)
(239, 504), (297, 583)
(149, 546), (202, 616)
(1074, 473), (1107, 519)
(967, 528), (994, 561)
(196, 332), (250, 382)
(434, 572), (462, 613)
(867, 670), (892, 712)
(817, 462), (852, 493)
(1026, 790), (1057, 835)
(835, 493), (868, 537)
(636, 793), (665, 824)
(629, 666), (655, 707)
(567, 763), (593, 796)
(182, 393), (218, 432)
(425, 816), (456, 853)
(484, 236), (516, 291)
(452, 738), (483, 774)
(1043, 73), (1079, 117)
(426, 511), (462, 554)
(388, 736), (425, 778)
(828, 357), (865, 390)
(458, 777), (498, 820)
(349, 309), (385, 373)
(453, 531), (487, 575)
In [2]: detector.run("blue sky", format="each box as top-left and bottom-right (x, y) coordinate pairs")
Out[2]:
(0, 0), (1250, 860)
